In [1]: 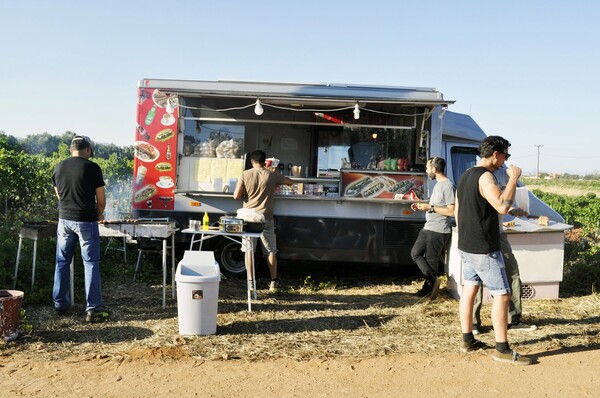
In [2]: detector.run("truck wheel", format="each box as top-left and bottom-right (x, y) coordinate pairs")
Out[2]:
(214, 238), (246, 277)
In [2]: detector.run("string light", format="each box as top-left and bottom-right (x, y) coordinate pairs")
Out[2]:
(178, 99), (435, 117)
(438, 107), (446, 119)
(254, 99), (264, 116)
(165, 98), (175, 114)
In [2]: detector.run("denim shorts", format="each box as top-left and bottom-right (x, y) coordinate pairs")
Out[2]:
(241, 219), (277, 254)
(459, 249), (511, 296)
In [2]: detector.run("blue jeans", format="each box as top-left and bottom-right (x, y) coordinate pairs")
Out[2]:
(53, 219), (103, 312)
(459, 249), (511, 296)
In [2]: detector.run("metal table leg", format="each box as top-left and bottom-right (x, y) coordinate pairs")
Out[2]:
(247, 238), (257, 312)
(171, 234), (176, 299)
(162, 238), (167, 309)
(13, 236), (23, 289)
(31, 238), (38, 289)
(70, 259), (74, 306)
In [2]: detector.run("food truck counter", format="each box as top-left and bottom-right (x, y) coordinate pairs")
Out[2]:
(177, 190), (421, 205)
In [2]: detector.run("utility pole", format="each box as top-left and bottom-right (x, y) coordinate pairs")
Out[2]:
(534, 144), (543, 178)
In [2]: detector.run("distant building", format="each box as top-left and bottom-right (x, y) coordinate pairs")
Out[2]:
(545, 172), (563, 180)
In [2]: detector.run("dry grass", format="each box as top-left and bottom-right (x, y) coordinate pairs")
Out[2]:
(3, 263), (600, 362)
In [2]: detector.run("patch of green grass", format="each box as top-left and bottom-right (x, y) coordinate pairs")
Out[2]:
(302, 275), (337, 291)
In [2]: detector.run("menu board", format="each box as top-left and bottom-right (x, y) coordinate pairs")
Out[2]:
(341, 171), (425, 200)
(132, 88), (178, 210)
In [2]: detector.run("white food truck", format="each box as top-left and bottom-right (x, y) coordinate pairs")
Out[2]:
(132, 79), (563, 277)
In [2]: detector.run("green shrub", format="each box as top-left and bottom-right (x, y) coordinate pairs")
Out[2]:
(533, 190), (600, 232)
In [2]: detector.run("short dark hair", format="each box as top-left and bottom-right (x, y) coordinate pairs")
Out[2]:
(479, 135), (510, 158)
(249, 150), (266, 165)
(70, 135), (94, 157)
(429, 156), (446, 173)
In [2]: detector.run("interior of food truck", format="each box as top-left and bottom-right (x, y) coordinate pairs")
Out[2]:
(175, 95), (431, 189)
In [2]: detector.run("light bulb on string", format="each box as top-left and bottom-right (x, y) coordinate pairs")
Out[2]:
(438, 107), (446, 119)
(166, 98), (175, 115)
(254, 99), (264, 116)
(353, 103), (360, 119)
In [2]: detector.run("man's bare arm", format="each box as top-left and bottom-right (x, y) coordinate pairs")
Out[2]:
(480, 164), (522, 215)
(233, 178), (245, 200)
(479, 171), (514, 215)
(96, 186), (106, 222)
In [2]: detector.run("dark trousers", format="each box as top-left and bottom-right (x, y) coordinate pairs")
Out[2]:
(411, 229), (451, 279)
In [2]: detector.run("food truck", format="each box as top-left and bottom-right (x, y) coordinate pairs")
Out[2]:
(131, 78), (564, 277)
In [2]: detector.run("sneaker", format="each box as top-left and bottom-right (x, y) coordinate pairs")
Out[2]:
(429, 277), (442, 300)
(460, 339), (489, 353)
(472, 325), (480, 335)
(491, 350), (532, 365)
(269, 278), (280, 292)
(415, 280), (433, 296)
(508, 323), (537, 332)
(85, 307), (111, 323)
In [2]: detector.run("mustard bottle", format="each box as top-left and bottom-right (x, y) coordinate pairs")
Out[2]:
(202, 212), (209, 230)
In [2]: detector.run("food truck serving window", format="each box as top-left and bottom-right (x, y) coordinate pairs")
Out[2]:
(178, 119), (246, 192)
(183, 122), (245, 158)
(317, 126), (417, 172)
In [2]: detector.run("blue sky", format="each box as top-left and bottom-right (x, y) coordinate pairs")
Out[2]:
(1, 1), (599, 175)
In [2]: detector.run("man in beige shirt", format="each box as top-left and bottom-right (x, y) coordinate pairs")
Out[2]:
(234, 150), (293, 291)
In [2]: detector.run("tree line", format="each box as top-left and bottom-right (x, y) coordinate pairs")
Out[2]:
(0, 131), (134, 223)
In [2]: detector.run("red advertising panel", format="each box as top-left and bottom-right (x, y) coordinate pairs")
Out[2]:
(341, 172), (425, 200)
(132, 88), (178, 210)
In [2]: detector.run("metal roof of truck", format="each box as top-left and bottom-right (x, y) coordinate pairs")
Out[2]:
(138, 79), (454, 106)
(443, 111), (487, 142)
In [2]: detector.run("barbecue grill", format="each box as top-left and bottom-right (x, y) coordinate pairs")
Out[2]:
(101, 219), (178, 238)
(100, 218), (178, 308)
(13, 221), (59, 289)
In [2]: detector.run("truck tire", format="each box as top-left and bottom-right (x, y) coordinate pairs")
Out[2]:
(214, 238), (246, 277)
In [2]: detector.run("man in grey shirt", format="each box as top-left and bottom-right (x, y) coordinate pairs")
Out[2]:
(410, 157), (455, 299)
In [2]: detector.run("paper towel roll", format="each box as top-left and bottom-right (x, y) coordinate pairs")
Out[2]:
(515, 187), (529, 213)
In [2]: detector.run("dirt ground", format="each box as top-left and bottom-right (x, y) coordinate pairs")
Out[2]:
(2, 261), (600, 397)
(3, 348), (600, 397)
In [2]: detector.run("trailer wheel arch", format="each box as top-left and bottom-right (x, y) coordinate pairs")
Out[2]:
(213, 237), (268, 278)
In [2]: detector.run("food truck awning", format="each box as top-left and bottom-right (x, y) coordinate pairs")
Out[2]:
(139, 79), (455, 107)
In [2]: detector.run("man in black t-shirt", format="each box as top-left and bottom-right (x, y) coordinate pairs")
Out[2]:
(52, 135), (109, 323)
(455, 135), (531, 365)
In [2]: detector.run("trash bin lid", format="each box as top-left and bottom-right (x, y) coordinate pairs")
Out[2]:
(175, 251), (221, 283)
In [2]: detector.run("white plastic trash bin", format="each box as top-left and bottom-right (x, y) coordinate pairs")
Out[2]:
(175, 251), (221, 335)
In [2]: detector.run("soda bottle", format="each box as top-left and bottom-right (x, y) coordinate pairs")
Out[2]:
(202, 212), (209, 230)
(138, 90), (149, 105)
(136, 124), (151, 140)
(166, 143), (172, 160)
(144, 105), (156, 125)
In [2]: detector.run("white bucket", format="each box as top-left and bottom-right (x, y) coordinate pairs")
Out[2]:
(175, 251), (221, 335)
